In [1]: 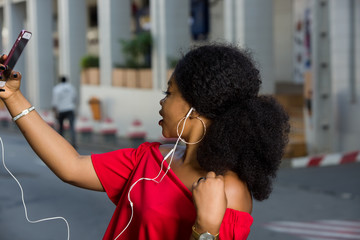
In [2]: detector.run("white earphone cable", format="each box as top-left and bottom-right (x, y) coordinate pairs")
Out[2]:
(114, 107), (193, 240)
(0, 137), (70, 240)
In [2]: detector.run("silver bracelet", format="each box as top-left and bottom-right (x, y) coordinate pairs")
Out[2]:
(13, 106), (35, 122)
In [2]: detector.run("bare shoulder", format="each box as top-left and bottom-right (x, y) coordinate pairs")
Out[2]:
(224, 171), (253, 214)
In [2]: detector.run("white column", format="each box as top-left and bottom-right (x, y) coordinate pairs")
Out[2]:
(27, 0), (54, 109)
(152, 0), (190, 89)
(58, 0), (86, 92)
(0, 8), (3, 51)
(151, 0), (167, 90)
(165, 0), (191, 62)
(224, 0), (245, 45)
(244, 0), (274, 94)
(224, 0), (274, 94)
(98, 0), (131, 86)
(3, 1), (27, 96)
(311, 0), (333, 154)
(273, 0), (293, 83)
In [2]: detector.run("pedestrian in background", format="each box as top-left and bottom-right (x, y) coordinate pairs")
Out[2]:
(52, 76), (77, 148)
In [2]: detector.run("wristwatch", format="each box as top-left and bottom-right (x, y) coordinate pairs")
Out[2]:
(192, 225), (219, 240)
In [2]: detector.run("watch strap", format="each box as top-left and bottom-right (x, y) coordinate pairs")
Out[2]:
(192, 225), (219, 240)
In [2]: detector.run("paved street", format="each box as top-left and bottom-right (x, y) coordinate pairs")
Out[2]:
(0, 128), (359, 240)
(250, 157), (360, 239)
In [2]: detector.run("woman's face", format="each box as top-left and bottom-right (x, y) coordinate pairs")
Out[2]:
(159, 76), (192, 139)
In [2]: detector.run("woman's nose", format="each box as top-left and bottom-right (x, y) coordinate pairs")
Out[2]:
(159, 98), (165, 106)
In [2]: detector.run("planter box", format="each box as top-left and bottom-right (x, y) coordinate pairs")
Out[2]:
(81, 68), (100, 85)
(125, 69), (138, 88)
(112, 68), (153, 89)
(139, 69), (152, 89)
(112, 68), (127, 87)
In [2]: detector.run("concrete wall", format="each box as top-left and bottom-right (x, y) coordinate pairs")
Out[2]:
(244, 0), (274, 94)
(80, 86), (164, 140)
(330, 0), (360, 152)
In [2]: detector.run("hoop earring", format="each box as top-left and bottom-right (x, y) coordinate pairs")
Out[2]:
(176, 116), (206, 145)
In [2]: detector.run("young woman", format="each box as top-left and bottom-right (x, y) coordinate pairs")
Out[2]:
(0, 43), (289, 240)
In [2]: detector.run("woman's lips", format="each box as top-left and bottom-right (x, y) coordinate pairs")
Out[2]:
(159, 110), (163, 126)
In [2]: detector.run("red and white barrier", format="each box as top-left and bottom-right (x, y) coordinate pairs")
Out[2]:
(76, 116), (93, 134)
(99, 118), (117, 135)
(127, 119), (147, 139)
(291, 151), (360, 168)
(0, 108), (12, 122)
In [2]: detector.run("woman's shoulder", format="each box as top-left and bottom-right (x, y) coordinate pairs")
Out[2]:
(223, 171), (253, 214)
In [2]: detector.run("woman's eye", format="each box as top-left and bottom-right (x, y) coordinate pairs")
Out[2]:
(162, 91), (171, 96)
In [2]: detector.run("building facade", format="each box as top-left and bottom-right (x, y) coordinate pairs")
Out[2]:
(0, 0), (359, 155)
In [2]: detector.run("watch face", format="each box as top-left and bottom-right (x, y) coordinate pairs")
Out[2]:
(199, 232), (215, 240)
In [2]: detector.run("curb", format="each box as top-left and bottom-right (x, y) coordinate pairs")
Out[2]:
(287, 150), (360, 168)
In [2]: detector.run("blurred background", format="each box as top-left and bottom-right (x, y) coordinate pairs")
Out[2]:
(0, 0), (359, 157)
(0, 0), (359, 239)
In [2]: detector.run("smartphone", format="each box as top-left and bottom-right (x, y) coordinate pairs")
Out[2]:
(0, 30), (32, 86)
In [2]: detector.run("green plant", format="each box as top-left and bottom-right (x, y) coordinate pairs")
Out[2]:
(80, 55), (99, 69)
(168, 56), (179, 68)
(120, 31), (152, 68)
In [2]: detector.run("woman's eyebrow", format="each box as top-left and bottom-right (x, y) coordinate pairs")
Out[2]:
(167, 80), (172, 87)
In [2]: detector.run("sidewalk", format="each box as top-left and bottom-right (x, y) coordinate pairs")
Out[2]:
(0, 123), (143, 153)
(8, 122), (357, 170)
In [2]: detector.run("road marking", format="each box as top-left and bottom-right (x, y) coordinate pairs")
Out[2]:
(265, 220), (360, 239)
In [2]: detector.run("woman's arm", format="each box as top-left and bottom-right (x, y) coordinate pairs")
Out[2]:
(191, 171), (227, 239)
(191, 171), (253, 239)
(0, 59), (103, 191)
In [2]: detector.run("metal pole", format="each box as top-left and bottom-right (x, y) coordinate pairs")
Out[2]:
(349, 0), (356, 103)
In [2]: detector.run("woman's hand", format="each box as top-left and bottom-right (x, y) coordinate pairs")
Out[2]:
(192, 171), (227, 235)
(0, 54), (22, 101)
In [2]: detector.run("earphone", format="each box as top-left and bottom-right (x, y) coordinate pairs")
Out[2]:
(113, 107), (194, 240)
(0, 136), (70, 240)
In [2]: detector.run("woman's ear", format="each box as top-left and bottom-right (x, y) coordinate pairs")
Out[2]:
(189, 108), (201, 119)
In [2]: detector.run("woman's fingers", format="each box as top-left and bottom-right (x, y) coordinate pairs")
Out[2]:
(192, 171), (227, 234)
(192, 171), (224, 189)
(10, 71), (21, 80)
(0, 65), (7, 71)
(0, 54), (8, 63)
(0, 55), (12, 80)
(0, 69), (22, 98)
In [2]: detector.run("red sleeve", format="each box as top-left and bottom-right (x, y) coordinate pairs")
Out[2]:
(91, 147), (138, 205)
(91, 142), (158, 205)
(219, 209), (253, 240)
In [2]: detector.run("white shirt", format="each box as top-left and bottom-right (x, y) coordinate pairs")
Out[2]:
(52, 82), (77, 113)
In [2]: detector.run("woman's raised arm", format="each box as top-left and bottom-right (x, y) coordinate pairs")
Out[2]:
(0, 57), (103, 191)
